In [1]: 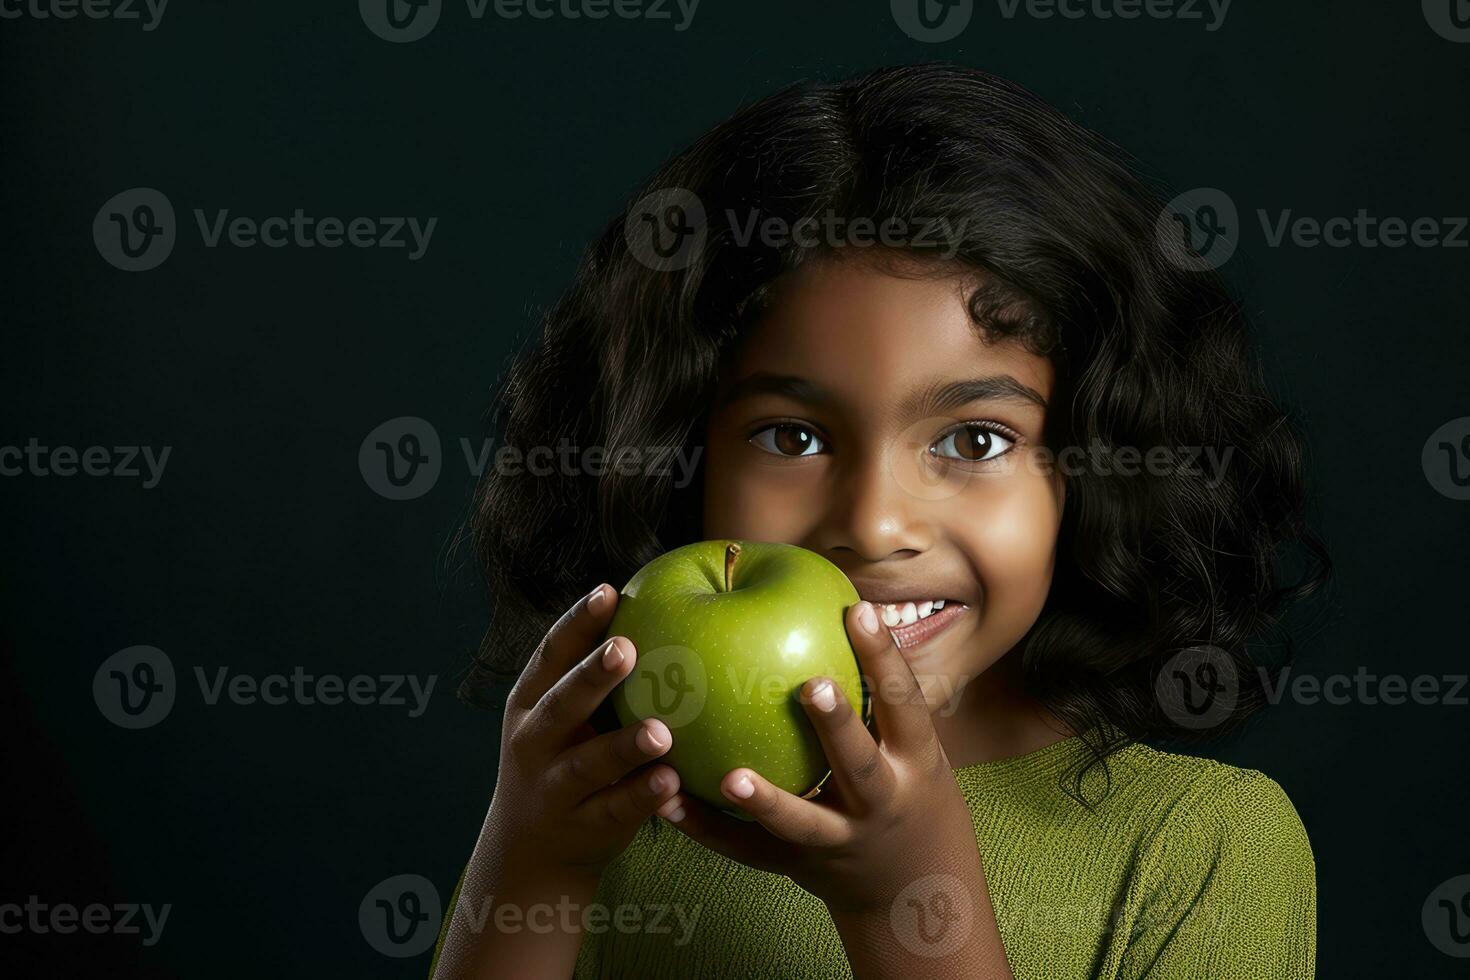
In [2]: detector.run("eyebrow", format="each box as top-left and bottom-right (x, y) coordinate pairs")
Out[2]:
(717, 371), (1048, 414)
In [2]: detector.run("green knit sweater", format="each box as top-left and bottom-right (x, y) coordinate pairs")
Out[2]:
(433, 737), (1315, 979)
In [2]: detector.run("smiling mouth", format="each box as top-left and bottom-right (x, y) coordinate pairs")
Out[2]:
(876, 599), (949, 627)
(875, 600), (970, 651)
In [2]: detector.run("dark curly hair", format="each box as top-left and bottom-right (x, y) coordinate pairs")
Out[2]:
(459, 63), (1330, 798)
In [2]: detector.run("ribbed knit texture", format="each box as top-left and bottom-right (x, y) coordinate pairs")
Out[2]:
(433, 737), (1315, 979)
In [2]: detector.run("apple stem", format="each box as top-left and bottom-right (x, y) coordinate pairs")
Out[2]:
(724, 542), (741, 592)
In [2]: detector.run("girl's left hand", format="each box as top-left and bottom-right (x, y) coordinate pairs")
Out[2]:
(657, 599), (984, 918)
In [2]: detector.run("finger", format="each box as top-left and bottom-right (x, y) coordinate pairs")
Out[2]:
(656, 793), (800, 874)
(847, 600), (937, 754)
(549, 718), (672, 803)
(799, 675), (892, 809)
(529, 635), (637, 742)
(577, 762), (680, 829)
(510, 583), (619, 711)
(717, 768), (850, 847)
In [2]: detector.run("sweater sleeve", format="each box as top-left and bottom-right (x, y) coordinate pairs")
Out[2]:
(1116, 770), (1316, 980)
(427, 866), (465, 979)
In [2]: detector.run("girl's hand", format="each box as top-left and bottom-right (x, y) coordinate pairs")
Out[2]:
(435, 585), (682, 980)
(483, 583), (682, 884)
(663, 599), (975, 911)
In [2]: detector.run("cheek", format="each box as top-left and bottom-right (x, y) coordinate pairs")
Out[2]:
(701, 443), (822, 542)
(960, 472), (1062, 610)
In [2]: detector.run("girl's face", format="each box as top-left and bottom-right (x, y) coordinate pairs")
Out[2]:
(702, 254), (1064, 707)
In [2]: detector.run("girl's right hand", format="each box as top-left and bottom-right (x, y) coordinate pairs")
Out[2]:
(481, 583), (682, 884)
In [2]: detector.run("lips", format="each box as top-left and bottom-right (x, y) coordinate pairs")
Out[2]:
(885, 601), (968, 651)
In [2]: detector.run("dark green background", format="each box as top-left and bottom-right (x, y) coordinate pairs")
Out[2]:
(3, 0), (1467, 975)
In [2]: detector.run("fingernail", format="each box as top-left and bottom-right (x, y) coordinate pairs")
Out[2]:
(601, 638), (624, 670)
(665, 805), (686, 823)
(649, 770), (669, 793)
(857, 601), (880, 635)
(586, 584), (612, 613)
(638, 723), (666, 752)
(727, 773), (754, 800)
(809, 680), (836, 712)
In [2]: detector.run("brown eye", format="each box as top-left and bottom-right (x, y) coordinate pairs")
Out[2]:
(931, 424), (1013, 462)
(750, 423), (825, 457)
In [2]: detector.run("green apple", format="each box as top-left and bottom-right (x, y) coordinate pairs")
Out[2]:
(608, 539), (865, 816)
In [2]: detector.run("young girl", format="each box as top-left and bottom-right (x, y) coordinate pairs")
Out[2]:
(431, 64), (1328, 979)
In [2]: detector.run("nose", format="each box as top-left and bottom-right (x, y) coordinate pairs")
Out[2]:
(810, 446), (933, 565)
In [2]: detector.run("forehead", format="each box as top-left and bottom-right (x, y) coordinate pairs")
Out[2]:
(719, 255), (1054, 414)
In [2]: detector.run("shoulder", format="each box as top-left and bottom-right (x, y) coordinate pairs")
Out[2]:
(1127, 746), (1312, 851)
(1100, 747), (1317, 977)
(1120, 746), (1315, 904)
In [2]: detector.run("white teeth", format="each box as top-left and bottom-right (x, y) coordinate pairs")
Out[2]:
(877, 600), (952, 626)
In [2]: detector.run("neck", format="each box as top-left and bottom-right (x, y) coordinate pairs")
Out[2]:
(929, 649), (1071, 767)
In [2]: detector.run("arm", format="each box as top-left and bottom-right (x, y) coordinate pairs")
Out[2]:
(431, 584), (684, 980)
(827, 852), (1014, 979)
